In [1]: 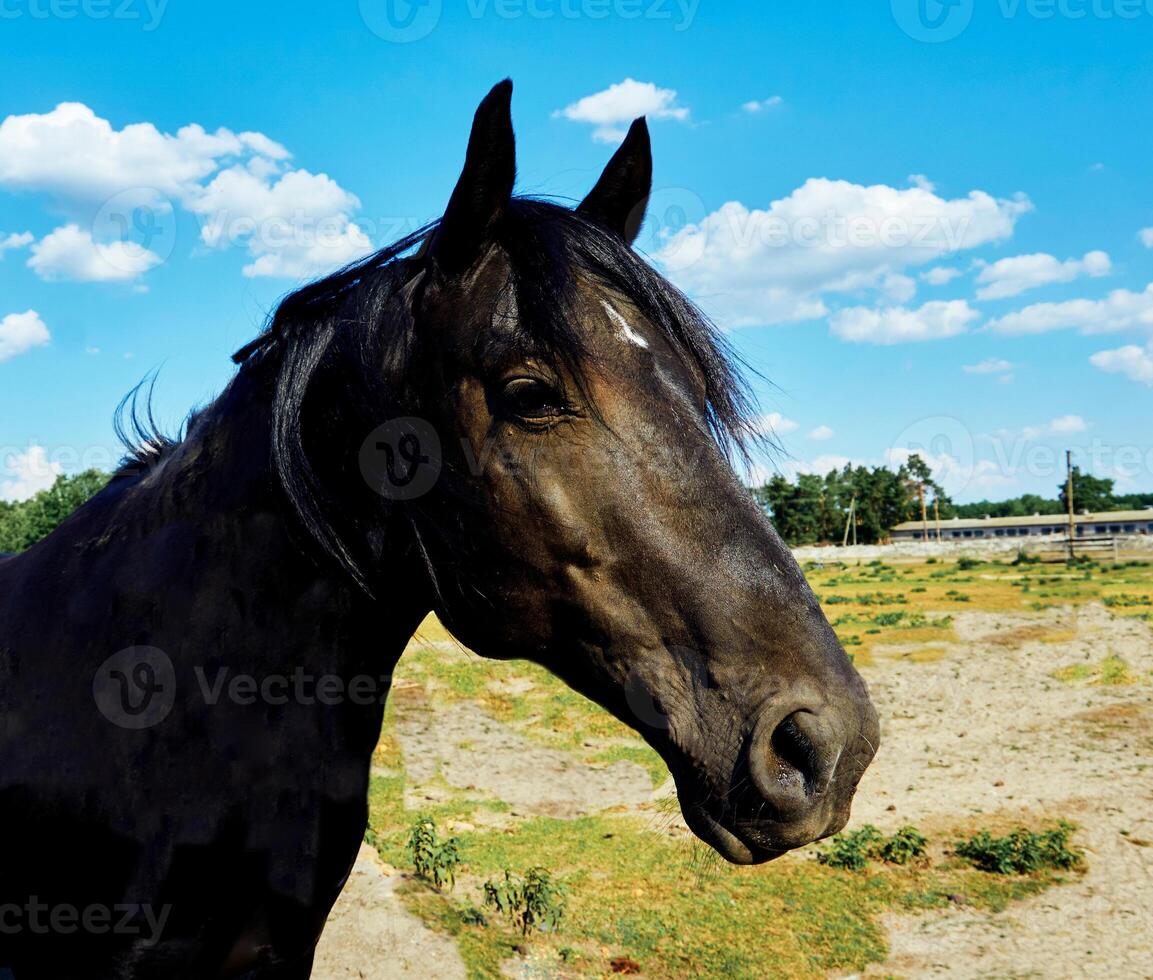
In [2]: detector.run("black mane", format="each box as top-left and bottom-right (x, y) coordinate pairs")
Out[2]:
(220, 199), (758, 587)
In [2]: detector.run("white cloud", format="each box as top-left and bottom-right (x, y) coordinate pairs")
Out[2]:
(1090, 342), (1153, 386)
(922, 266), (963, 285)
(795, 454), (857, 475)
(808, 425), (835, 441)
(830, 300), (980, 345)
(882, 272), (917, 303)
(974, 250), (1111, 300)
(741, 96), (783, 113)
(1018, 415), (1089, 440)
(1141, 228), (1153, 249)
(0, 231), (32, 256)
(0, 445), (62, 502)
(754, 412), (799, 436)
(0, 102), (288, 208)
(0, 309), (50, 363)
(186, 166), (372, 279)
(885, 445), (1017, 498)
(656, 177), (1030, 327)
(963, 357), (1014, 375)
(0, 102), (367, 280)
(27, 223), (163, 283)
(1048, 414), (1089, 434)
(555, 79), (689, 143)
(987, 283), (1153, 335)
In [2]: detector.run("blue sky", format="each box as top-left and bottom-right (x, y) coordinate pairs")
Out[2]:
(0, 0), (1149, 503)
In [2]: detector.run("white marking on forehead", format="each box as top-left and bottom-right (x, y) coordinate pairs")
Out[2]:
(601, 300), (649, 349)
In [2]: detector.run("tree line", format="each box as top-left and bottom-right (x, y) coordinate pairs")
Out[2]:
(0, 470), (109, 553)
(754, 455), (946, 546)
(755, 461), (1147, 547)
(950, 469), (1151, 520)
(2, 464), (1149, 555)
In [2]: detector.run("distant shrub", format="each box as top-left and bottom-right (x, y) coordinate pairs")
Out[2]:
(408, 817), (462, 890)
(484, 867), (568, 935)
(954, 823), (1082, 875)
(957, 557), (982, 571)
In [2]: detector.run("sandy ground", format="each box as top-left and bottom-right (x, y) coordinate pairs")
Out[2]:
(313, 675), (659, 980)
(313, 843), (467, 980)
(852, 604), (1153, 979)
(316, 602), (1153, 980)
(388, 680), (653, 818)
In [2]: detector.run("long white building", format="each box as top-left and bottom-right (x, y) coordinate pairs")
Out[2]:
(890, 509), (1153, 542)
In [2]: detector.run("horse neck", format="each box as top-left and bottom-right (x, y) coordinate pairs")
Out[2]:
(124, 366), (432, 678)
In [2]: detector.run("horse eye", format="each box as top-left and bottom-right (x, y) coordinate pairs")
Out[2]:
(500, 377), (568, 421)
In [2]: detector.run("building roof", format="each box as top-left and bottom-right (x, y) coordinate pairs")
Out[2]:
(892, 509), (1153, 532)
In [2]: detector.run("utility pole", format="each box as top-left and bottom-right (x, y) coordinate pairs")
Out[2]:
(919, 482), (929, 542)
(1066, 450), (1076, 559)
(934, 498), (942, 543)
(842, 496), (856, 548)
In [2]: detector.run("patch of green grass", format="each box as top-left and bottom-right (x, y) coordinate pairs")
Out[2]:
(377, 592), (1118, 978)
(1103, 593), (1153, 608)
(1054, 653), (1139, 686)
(367, 749), (1079, 980)
(586, 744), (669, 788)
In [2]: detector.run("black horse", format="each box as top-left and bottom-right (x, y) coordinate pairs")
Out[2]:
(0, 82), (878, 978)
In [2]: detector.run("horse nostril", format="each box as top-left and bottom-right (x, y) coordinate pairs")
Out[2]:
(757, 709), (841, 807)
(771, 713), (823, 793)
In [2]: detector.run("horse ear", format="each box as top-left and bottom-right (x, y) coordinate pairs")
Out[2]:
(577, 117), (652, 244)
(430, 79), (517, 276)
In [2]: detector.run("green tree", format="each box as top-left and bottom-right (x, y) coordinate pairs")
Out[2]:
(1059, 467), (1115, 514)
(756, 455), (951, 546)
(0, 470), (110, 553)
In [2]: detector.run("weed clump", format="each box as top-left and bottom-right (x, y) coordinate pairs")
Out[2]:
(483, 866), (568, 934)
(954, 823), (1082, 875)
(408, 816), (462, 890)
(817, 825), (927, 871)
